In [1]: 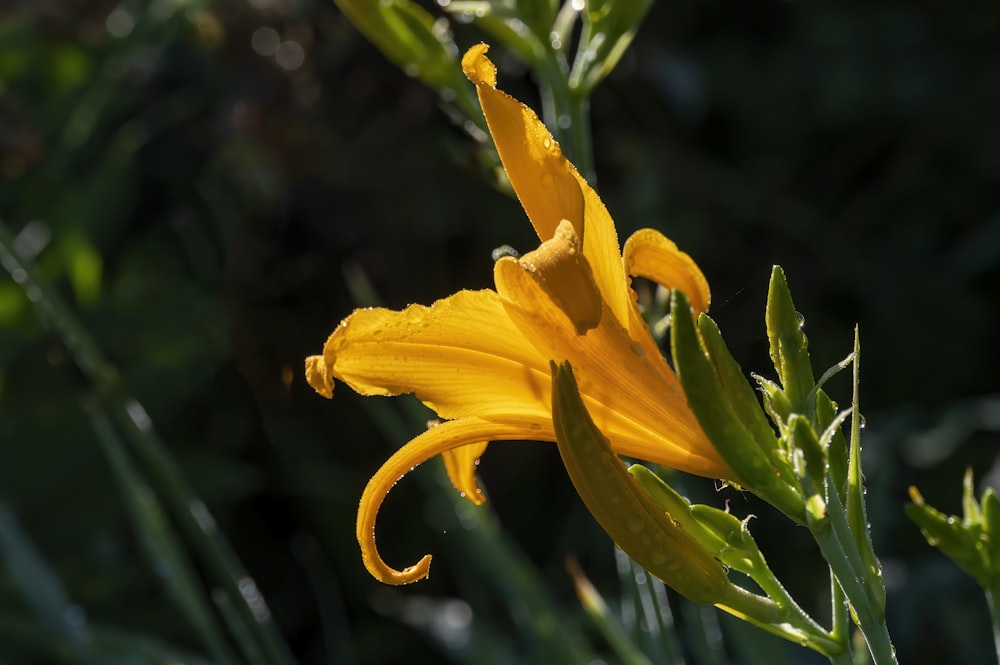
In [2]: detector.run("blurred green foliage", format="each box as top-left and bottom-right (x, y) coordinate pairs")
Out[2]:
(1, 0), (999, 663)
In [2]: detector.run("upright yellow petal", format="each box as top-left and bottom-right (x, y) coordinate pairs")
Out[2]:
(461, 44), (583, 244)
(461, 45), (630, 326)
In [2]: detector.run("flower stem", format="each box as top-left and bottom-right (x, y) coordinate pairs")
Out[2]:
(986, 582), (1000, 663)
(808, 500), (896, 665)
(828, 649), (856, 665)
(538, 59), (595, 183)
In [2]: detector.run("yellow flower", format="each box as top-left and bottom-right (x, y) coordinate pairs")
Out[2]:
(306, 43), (732, 585)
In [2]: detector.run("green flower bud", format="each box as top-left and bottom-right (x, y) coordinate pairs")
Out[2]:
(551, 361), (730, 605)
(670, 290), (805, 522)
(766, 266), (815, 416)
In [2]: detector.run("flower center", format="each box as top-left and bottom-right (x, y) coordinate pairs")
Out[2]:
(517, 220), (603, 335)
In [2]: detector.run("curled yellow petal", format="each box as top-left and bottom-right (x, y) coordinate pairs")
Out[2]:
(512, 219), (602, 334)
(624, 228), (711, 315)
(462, 44), (631, 326)
(358, 417), (548, 585)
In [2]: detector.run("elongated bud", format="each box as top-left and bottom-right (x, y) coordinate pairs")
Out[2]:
(670, 290), (805, 522)
(766, 266), (815, 415)
(551, 362), (730, 604)
(906, 483), (992, 588)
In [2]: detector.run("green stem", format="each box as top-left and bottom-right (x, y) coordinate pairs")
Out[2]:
(987, 583), (1000, 664)
(536, 52), (595, 182)
(715, 584), (843, 657)
(830, 569), (850, 646)
(809, 505), (896, 665)
(829, 649), (856, 665)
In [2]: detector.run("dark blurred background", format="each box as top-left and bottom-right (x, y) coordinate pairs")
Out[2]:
(1, 0), (998, 663)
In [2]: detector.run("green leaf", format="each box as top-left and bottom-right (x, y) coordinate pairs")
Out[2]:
(336, 0), (466, 94)
(574, 0), (654, 93)
(0, 503), (92, 653)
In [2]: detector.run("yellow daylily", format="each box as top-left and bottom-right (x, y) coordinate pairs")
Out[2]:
(306, 43), (733, 585)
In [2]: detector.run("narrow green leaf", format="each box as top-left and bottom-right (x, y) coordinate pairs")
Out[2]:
(575, 0), (654, 93)
(845, 328), (885, 610)
(82, 396), (238, 665)
(0, 504), (92, 655)
(567, 559), (653, 665)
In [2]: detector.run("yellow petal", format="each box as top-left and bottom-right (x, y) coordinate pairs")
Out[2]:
(515, 219), (602, 334)
(461, 45), (630, 326)
(494, 252), (727, 479)
(462, 44), (583, 244)
(624, 228), (711, 315)
(312, 289), (551, 421)
(305, 354), (333, 398)
(358, 417), (550, 584)
(440, 436), (489, 506)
